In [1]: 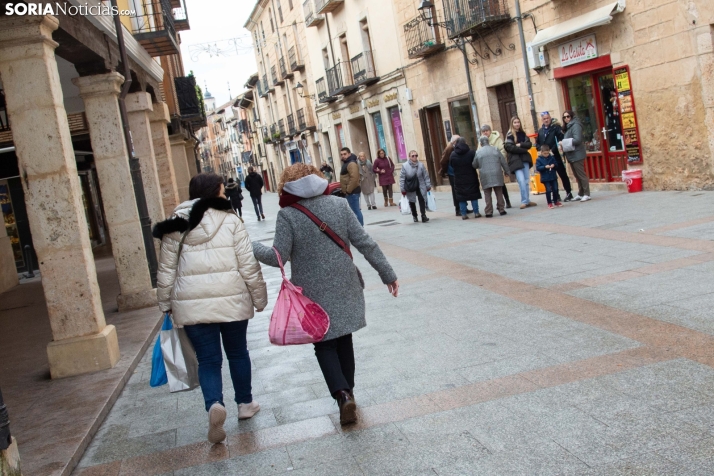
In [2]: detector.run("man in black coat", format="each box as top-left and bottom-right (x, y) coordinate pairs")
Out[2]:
(450, 138), (483, 220)
(224, 178), (243, 217)
(535, 112), (573, 201)
(244, 167), (266, 221)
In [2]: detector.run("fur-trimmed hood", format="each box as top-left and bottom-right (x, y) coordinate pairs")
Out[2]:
(152, 197), (235, 243)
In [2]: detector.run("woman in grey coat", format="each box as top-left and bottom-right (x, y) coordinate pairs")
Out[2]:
(560, 110), (591, 201)
(473, 136), (511, 217)
(357, 152), (377, 210)
(253, 164), (399, 425)
(399, 150), (432, 223)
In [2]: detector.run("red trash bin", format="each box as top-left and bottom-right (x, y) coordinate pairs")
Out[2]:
(621, 169), (643, 193)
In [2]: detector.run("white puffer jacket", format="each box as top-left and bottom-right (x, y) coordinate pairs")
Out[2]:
(153, 197), (268, 326)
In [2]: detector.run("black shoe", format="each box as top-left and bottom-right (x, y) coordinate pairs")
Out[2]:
(261, 214), (266, 219)
(499, 210), (507, 216)
(257, 216), (261, 222)
(485, 214), (493, 218)
(421, 215), (429, 223)
(564, 193), (574, 202)
(455, 211), (461, 217)
(373, 205), (377, 209)
(462, 215), (469, 220)
(413, 216), (419, 223)
(335, 390), (357, 426)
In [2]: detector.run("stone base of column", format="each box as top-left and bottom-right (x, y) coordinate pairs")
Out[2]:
(116, 288), (157, 312)
(46, 325), (120, 379)
(0, 437), (21, 476)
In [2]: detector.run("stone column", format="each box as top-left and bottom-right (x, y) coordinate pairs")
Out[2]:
(126, 92), (165, 231)
(0, 15), (119, 378)
(149, 103), (180, 217)
(169, 134), (191, 202)
(73, 73), (156, 311)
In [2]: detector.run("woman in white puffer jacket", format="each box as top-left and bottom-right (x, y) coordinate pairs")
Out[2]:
(153, 173), (268, 445)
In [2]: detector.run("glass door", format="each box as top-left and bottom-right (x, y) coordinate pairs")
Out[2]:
(596, 73), (628, 181)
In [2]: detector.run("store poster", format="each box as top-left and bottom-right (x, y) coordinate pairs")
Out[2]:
(614, 66), (642, 164)
(372, 112), (388, 152)
(389, 107), (407, 161)
(335, 124), (345, 149)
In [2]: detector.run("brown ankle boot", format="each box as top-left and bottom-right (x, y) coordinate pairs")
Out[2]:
(384, 199), (389, 207)
(389, 198), (396, 207)
(335, 390), (357, 425)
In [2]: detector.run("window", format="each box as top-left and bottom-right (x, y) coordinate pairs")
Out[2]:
(449, 99), (476, 148)
(335, 123), (345, 149)
(372, 112), (387, 152)
(277, 0), (283, 23)
(388, 107), (407, 162)
(288, 0), (293, 10)
(322, 48), (330, 69)
(565, 75), (600, 152)
(269, 10), (274, 33)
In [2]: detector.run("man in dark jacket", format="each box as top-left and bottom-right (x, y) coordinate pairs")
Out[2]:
(224, 178), (243, 217)
(439, 135), (470, 216)
(244, 167), (265, 221)
(339, 147), (363, 226)
(535, 112), (573, 201)
(450, 138), (482, 220)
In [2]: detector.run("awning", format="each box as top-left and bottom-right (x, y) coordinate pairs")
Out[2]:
(529, 0), (626, 50)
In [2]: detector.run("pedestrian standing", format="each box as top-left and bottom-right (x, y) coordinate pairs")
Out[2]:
(339, 147), (364, 226)
(372, 149), (397, 207)
(505, 116), (537, 209)
(400, 150), (431, 223)
(478, 125), (512, 209)
(320, 163), (334, 183)
(439, 134), (468, 217)
(252, 164), (398, 425)
(450, 137), (482, 220)
(224, 178), (243, 217)
(535, 144), (562, 209)
(536, 111), (574, 201)
(473, 135), (510, 217)
(153, 173), (268, 444)
(244, 167), (266, 221)
(560, 110), (591, 202)
(357, 152), (377, 210)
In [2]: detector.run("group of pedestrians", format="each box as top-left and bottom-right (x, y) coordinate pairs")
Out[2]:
(220, 167), (267, 222)
(154, 167), (399, 444)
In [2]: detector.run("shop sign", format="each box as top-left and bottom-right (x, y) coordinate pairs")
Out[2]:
(367, 98), (380, 108)
(558, 34), (598, 67)
(384, 92), (398, 103)
(613, 66), (643, 164)
(331, 112), (341, 120)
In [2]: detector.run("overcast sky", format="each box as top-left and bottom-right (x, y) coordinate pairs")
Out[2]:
(179, 0), (258, 106)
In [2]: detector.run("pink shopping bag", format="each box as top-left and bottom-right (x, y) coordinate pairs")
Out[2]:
(269, 248), (330, 345)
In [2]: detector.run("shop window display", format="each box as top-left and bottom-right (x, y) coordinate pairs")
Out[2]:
(0, 181), (23, 268)
(565, 75), (600, 152)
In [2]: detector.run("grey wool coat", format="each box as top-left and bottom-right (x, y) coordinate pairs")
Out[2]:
(399, 160), (431, 203)
(253, 195), (397, 341)
(473, 145), (510, 189)
(563, 117), (588, 163)
(358, 159), (377, 195)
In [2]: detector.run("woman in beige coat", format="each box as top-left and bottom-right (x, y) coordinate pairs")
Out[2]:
(357, 152), (377, 210)
(153, 173), (268, 445)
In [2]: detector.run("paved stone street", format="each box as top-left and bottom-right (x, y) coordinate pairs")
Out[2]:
(74, 189), (714, 475)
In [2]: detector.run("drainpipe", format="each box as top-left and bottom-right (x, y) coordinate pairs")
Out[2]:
(515, 0), (538, 133)
(111, 0), (158, 287)
(460, 38), (480, 136)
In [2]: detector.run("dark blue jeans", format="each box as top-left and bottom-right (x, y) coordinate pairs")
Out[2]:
(184, 320), (252, 412)
(543, 180), (559, 205)
(346, 193), (364, 226)
(251, 195), (263, 218)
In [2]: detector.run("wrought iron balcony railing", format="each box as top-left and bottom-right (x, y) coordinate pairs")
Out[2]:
(288, 46), (305, 72)
(303, 0), (324, 27)
(279, 57), (293, 80)
(262, 74), (274, 93)
(296, 107), (316, 131)
(351, 50), (379, 87)
(326, 61), (358, 97)
(278, 119), (286, 137)
(172, 0), (189, 31)
(287, 114), (296, 135)
(270, 123), (279, 141)
(404, 16), (444, 58)
(443, 0), (510, 39)
(315, 0), (343, 14)
(271, 65), (282, 86)
(174, 75), (206, 127)
(257, 78), (267, 98)
(129, 0), (179, 56)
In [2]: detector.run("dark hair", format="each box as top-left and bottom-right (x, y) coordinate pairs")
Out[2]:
(563, 110), (575, 120)
(340, 147), (351, 154)
(248, 166), (255, 173)
(377, 148), (386, 157)
(227, 178), (235, 183)
(540, 144), (551, 152)
(189, 173), (224, 200)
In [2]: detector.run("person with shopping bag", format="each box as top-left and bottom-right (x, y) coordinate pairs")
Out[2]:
(357, 152), (378, 210)
(400, 150), (431, 223)
(372, 148), (397, 207)
(153, 173), (268, 445)
(252, 164), (399, 426)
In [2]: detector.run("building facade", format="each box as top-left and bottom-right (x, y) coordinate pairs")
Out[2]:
(390, 0), (714, 190)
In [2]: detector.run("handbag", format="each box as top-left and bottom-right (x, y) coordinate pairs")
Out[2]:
(389, 157), (397, 177)
(268, 247), (330, 346)
(404, 172), (419, 193)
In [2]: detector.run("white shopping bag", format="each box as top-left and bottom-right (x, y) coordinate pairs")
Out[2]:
(426, 192), (437, 212)
(399, 196), (411, 215)
(160, 317), (200, 393)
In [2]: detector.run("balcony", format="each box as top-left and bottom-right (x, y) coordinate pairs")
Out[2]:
(404, 16), (444, 58)
(174, 75), (206, 127)
(315, 0), (343, 14)
(351, 51), (379, 87)
(271, 65), (283, 86)
(303, 0), (324, 27)
(278, 119), (286, 138)
(443, 0), (510, 39)
(262, 74), (274, 93)
(270, 123), (279, 141)
(279, 57), (293, 80)
(172, 0), (190, 31)
(326, 61), (358, 97)
(129, 0), (179, 56)
(287, 114), (296, 135)
(297, 107), (316, 132)
(288, 46), (305, 72)
(257, 78), (267, 98)
(316, 77), (336, 103)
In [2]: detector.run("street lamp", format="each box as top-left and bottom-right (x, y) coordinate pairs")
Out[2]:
(294, 82), (315, 100)
(417, 0), (434, 25)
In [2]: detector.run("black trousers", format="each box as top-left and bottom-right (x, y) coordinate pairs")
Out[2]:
(314, 334), (355, 396)
(501, 184), (511, 207)
(409, 189), (427, 217)
(448, 175), (459, 212)
(555, 157), (572, 195)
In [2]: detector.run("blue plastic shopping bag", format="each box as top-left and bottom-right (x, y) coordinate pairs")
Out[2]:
(149, 313), (172, 387)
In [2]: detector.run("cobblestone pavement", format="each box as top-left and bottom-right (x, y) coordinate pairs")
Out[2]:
(75, 190), (714, 475)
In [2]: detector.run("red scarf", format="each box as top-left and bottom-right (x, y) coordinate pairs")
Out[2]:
(278, 183), (341, 208)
